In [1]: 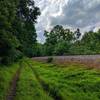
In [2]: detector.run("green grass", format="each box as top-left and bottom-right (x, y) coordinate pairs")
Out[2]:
(0, 63), (19, 100)
(15, 61), (53, 100)
(27, 59), (100, 100)
(1, 58), (100, 100)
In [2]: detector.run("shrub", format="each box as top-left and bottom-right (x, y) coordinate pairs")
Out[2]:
(47, 57), (53, 63)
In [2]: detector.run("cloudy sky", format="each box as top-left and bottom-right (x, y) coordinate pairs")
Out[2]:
(34, 0), (100, 43)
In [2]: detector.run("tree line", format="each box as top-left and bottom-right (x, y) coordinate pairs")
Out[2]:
(37, 25), (100, 56)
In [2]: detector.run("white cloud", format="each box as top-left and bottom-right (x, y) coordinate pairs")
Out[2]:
(34, 0), (100, 43)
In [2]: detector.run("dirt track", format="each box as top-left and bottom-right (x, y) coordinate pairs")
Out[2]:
(32, 55), (100, 68)
(6, 64), (22, 100)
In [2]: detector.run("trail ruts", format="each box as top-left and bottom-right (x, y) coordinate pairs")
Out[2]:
(6, 62), (22, 100)
(27, 62), (63, 100)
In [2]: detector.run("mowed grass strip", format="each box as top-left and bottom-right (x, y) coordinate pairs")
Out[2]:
(15, 62), (53, 100)
(28, 59), (100, 100)
(0, 63), (19, 100)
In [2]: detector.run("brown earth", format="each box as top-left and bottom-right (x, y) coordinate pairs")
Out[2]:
(32, 55), (100, 69)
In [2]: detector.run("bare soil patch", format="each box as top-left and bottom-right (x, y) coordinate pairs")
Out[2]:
(32, 55), (100, 69)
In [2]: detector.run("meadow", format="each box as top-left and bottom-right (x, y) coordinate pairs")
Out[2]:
(0, 59), (100, 100)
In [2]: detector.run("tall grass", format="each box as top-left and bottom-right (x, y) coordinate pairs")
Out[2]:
(15, 62), (53, 100)
(28, 59), (100, 100)
(1, 58), (100, 100)
(0, 63), (19, 100)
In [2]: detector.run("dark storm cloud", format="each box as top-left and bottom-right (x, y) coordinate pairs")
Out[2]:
(34, 0), (100, 42)
(50, 0), (100, 28)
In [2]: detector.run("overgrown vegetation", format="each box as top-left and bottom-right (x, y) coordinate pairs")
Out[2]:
(0, 0), (100, 99)
(47, 57), (53, 63)
(39, 25), (100, 56)
(0, 0), (40, 64)
(28, 60), (100, 100)
(1, 58), (100, 100)
(0, 63), (19, 100)
(0, 0), (100, 65)
(15, 61), (53, 100)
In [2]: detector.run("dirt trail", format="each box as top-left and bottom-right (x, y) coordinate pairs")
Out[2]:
(6, 63), (22, 100)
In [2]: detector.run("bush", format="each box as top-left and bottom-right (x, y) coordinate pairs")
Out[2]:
(1, 56), (12, 65)
(53, 41), (71, 55)
(47, 57), (53, 63)
(1, 50), (23, 65)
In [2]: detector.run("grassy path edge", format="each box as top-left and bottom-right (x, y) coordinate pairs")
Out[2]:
(26, 61), (62, 100)
(6, 62), (22, 100)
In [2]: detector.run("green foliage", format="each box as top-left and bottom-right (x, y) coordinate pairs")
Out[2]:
(44, 25), (74, 56)
(0, 0), (20, 64)
(54, 40), (71, 55)
(0, 63), (19, 99)
(32, 43), (46, 56)
(0, 0), (40, 64)
(43, 25), (100, 56)
(71, 30), (100, 55)
(28, 60), (100, 100)
(12, 0), (40, 57)
(1, 58), (100, 100)
(15, 62), (53, 100)
(47, 57), (53, 63)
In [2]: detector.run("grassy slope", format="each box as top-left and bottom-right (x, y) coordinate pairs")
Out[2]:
(0, 63), (19, 100)
(28, 60), (100, 100)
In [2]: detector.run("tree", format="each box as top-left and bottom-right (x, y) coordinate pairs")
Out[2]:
(53, 40), (71, 55)
(0, 0), (40, 64)
(43, 25), (100, 56)
(13, 0), (40, 57)
(0, 0), (21, 64)
(75, 28), (81, 39)
(44, 25), (74, 55)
